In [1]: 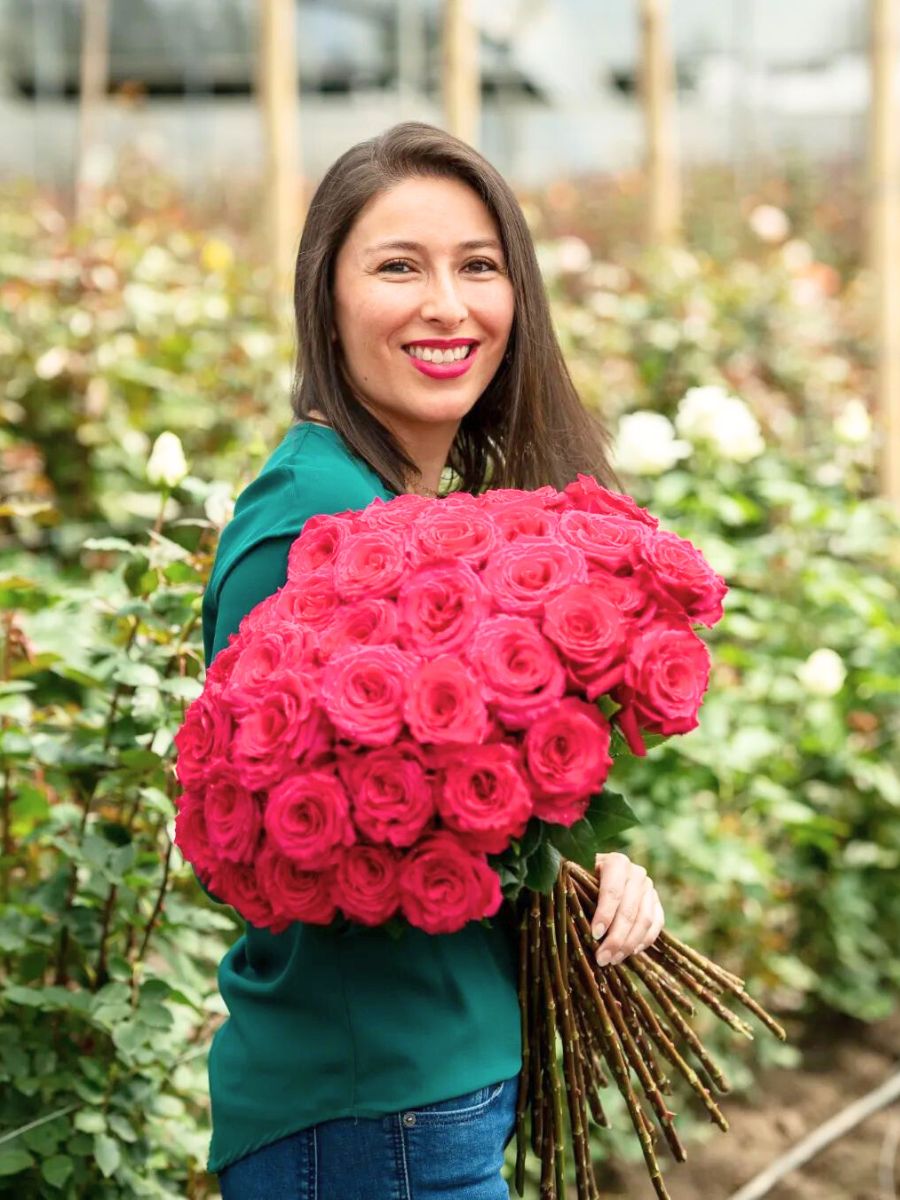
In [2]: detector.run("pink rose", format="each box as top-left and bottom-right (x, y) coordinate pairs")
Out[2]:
(433, 742), (533, 854)
(615, 619), (711, 755)
(257, 844), (338, 925)
(333, 530), (407, 600)
(173, 789), (216, 873)
(409, 506), (498, 570)
(336, 742), (435, 847)
(562, 474), (660, 529)
(641, 529), (729, 627)
(228, 623), (317, 689)
(558, 509), (648, 574)
(357, 492), (431, 533)
(491, 502), (560, 542)
(203, 766), (263, 863)
(287, 513), (351, 581)
(334, 843), (401, 926)
(206, 860), (291, 931)
(398, 830), (503, 934)
(321, 644), (417, 745)
(542, 583), (629, 700)
(264, 769), (356, 869)
(468, 615), (566, 729)
(404, 655), (491, 745)
(524, 698), (613, 823)
(173, 692), (232, 787)
(482, 537), (587, 617)
(396, 561), (491, 659)
(269, 574), (339, 630)
(231, 673), (328, 790)
(317, 597), (399, 662)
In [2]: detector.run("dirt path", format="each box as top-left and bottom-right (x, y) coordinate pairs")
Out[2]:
(602, 1009), (900, 1200)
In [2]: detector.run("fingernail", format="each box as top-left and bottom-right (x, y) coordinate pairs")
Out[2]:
(596, 950), (610, 966)
(592, 923), (605, 939)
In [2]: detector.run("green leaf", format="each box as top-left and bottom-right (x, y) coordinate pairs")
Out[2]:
(0, 1147), (35, 1175)
(41, 1155), (74, 1188)
(93, 1133), (121, 1178)
(74, 1110), (106, 1135)
(524, 839), (561, 894)
(546, 789), (640, 869)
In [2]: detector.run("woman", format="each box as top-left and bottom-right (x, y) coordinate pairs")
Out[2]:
(202, 121), (666, 1200)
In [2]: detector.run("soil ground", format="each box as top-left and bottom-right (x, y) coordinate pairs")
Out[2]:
(601, 1008), (900, 1200)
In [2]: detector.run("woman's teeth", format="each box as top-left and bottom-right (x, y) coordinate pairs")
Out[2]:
(405, 345), (473, 363)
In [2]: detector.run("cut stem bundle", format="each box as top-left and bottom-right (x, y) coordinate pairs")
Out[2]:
(513, 860), (787, 1200)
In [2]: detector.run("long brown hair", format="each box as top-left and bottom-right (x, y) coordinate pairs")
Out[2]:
(291, 120), (623, 496)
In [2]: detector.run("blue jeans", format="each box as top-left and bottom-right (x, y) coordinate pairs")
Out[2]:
(217, 1074), (520, 1199)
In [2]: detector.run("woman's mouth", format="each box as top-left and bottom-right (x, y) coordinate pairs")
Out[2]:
(402, 342), (479, 379)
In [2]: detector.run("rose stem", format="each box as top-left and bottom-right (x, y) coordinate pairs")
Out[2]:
(566, 900), (673, 1200)
(628, 955), (731, 1092)
(529, 889), (546, 1159)
(565, 886), (686, 1164)
(547, 868), (593, 1200)
(515, 901), (531, 1197)
(614, 964), (730, 1130)
(643, 943), (756, 1039)
(539, 891), (568, 1200)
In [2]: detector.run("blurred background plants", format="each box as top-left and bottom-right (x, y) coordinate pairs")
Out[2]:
(1, 146), (898, 1197)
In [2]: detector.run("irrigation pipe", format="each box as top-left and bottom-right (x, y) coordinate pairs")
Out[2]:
(726, 1068), (900, 1200)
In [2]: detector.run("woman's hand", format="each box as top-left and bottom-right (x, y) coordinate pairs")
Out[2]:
(591, 851), (665, 967)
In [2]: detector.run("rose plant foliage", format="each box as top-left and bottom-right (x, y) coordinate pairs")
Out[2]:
(173, 476), (726, 936)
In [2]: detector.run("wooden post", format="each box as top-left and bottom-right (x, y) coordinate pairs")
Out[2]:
(639, 0), (682, 245)
(76, 0), (109, 221)
(442, 0), (479, 147)
(869, 0), (900, 506)
(258, 0), (303, 310)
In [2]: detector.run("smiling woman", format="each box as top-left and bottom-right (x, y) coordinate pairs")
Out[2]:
(201, 121), (634, 1200)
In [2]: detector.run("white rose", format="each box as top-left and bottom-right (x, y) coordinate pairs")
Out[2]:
(675, 386), (765, 462)
(147, 431), (189, 489)
(204, 485), (236, 528)
(834, 398), (871, 444)
(749, 204), (790, 244)
(613, 411), (692, 476)
(797, 648), (846, 697)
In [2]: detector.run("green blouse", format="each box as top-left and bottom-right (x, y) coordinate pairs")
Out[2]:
(197, 420), (522, 1175)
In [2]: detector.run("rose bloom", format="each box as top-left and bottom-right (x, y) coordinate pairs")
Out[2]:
(356, 491), (431, 533)
(404, 655), (491, 745)
(257, 843), (338, 927)
(202, 766), (264, 863)
(333, 529), (407, 600)
(558, 509), (649, 574)
(336, 741), (435, 847)
(230, 672), (326, 790)
(641, 529), (728, 627)
(317, 597), (400, 662)
(491, 502), (560, 542)
(616, 619), (711, 755)
(398, 830), (503, 935)
(208, 860), (291, 931)
(542, 583), (629, 700)
(173, 691), (233, 787)
(321, 644), (418, 745)
(433, 742), (533, 854)
(228, 623), (318, 689)
(524, 698), (614, 824)
(482, 537), (587, 617)
(269, 573), (339, 630)
(468, 615), (566, 729)
(173, 789), (216, 874)
(333, 843), (402, 926)
(409, 506), (498, 571)
(264, 769), (356, 869)
(562, 473), (660, 529)
(396, 561), (490, 659)
(287, 513), (352, 580)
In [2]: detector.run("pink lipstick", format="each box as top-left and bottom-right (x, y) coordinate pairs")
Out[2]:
(403, 340), (479, 380)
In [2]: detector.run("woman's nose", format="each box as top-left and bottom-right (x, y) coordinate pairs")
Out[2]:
(419, 271), (468, 326)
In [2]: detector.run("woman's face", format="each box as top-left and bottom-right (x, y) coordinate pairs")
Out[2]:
(332, 175), (515, 438)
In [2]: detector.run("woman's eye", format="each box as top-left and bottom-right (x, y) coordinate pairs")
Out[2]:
(465, 258), (498, 273)
(379, 259), (414, 274)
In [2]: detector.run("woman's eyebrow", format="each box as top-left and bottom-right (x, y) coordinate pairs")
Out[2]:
(365, 238), (503, 255)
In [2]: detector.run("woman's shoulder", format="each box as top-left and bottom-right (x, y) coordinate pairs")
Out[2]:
(206, 422), (391, 597)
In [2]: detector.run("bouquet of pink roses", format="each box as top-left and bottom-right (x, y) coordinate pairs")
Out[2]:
(173, 475), (785, 1200)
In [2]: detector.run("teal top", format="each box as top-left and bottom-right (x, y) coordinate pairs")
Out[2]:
(197, 420), (522, 1175)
